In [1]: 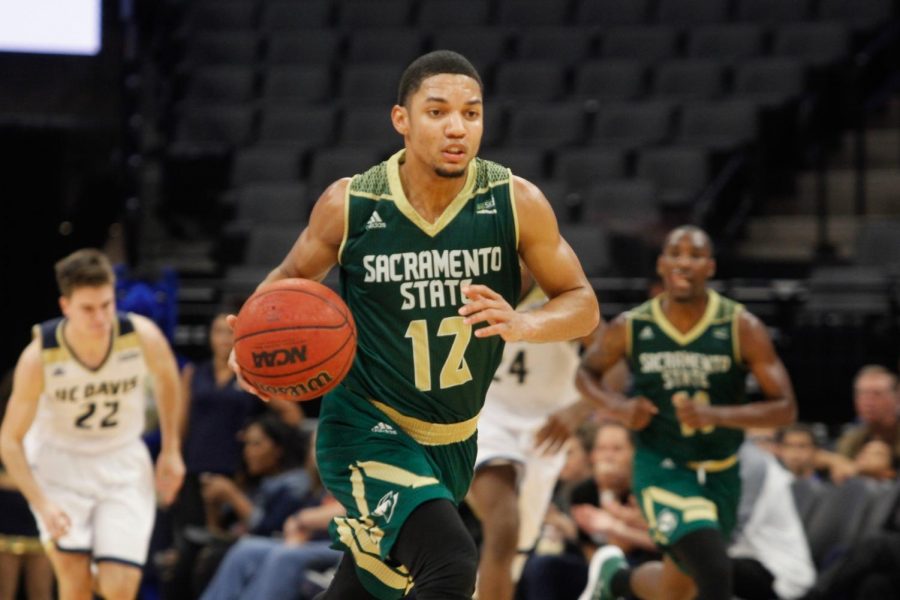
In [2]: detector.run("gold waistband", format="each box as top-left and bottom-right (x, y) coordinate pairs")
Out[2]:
(0, 535), (44, 555)
(370, 399), (478, 446)
(686, 454), (738, 473)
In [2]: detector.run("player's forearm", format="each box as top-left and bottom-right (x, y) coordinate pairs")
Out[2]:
(0, 440), (49, 509)
(575, 366), (632, 419)
(155, 382), (183, 453)
(523, 287), (599, 342)
(711, 397), (796, 430)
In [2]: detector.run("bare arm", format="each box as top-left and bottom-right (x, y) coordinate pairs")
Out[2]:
(675, 311), (797, 431)
(576, 316), (658, 429)
(0, 341), (72, 538)
(261, 178), (347, 286)
(133, 314), (186, 505)
(460, 176), (599, 342)
(0, 341), (49, 510)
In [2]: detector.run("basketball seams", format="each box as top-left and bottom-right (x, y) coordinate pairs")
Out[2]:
(239, 287), (351, 329)
(234, 323), (348, 344)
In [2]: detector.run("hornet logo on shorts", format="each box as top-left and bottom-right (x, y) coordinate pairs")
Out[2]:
(372, 491), (399, 523)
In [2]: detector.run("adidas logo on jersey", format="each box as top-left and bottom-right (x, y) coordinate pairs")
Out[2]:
(365, 210), (386, 230)
(712, 327), (729, 340)
(52, 366), (65, 377)
(660, 458), (676, 469)
(639, 326), (655, 340)
(371, 422), (397, 435)
(474, 197), (497, 215)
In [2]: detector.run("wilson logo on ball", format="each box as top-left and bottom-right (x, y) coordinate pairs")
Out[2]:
(252, 346), (308, 368)
(256, 371), (334, 397)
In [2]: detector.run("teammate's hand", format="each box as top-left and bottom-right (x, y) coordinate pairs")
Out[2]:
(225, 314), (271, 402)
(672, 394), (716, 430)
(621, 396), (658, 430)
(459, 285), (528, 341)
(37, 500), (71, 541)
(155, 447), (186, 506)
(535, 401), (592, 455)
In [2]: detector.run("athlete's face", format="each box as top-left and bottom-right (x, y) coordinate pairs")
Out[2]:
(59, 285), (116, 340)
(209, 314), (234, 361)
(243, 423), (283, 476)
(392, 73), (483, 178)
(591, 424), (633, 491)
(657, 231), (715, 302)
(780, 430), (817, 477)
(854, 372), (898, 427)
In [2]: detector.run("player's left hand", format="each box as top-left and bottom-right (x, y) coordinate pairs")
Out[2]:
(459, 285), (528, 341)
(155, 448), (186, 506)
(672, 394), (717, 430)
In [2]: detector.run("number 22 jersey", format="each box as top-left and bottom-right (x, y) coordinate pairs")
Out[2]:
(28, 313), (148, 455)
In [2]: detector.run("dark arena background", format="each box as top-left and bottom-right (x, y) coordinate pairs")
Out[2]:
(2, 1), (900, 598)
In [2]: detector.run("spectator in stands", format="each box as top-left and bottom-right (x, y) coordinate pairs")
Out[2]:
(163, 413), (312, 599)
(779, 424), (821, 481)
(517, 421), (657, 600)
(729, 441), (816, 600)
(816, 365), (900, 483)
(200, 430), (344, 600)
(853, 439), (896, 481)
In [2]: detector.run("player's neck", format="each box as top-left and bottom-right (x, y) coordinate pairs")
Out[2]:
(398, 158), (467, 223)
(660, 290), (709, 332)
(62, 323), (113, 369)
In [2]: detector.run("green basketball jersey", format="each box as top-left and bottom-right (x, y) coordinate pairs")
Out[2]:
(336, 150), (521, 427)
(627, 290), (748, 463)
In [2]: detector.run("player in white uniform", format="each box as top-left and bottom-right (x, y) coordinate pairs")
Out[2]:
(467, 282), (596, 600)
(0, 249), (185, 600)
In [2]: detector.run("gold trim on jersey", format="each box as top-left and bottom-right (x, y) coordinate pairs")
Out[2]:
(650, 290), (721, 347)
(625, 314), (634, 359)
(370, 399), (477, 446)
(731, 304), (744, 364)
(509, 167), (520, 248)
(334, 517), (413, 592)
(357, 461), (440, 489)
(56, 318), (120, 373)
(385, 150), (477, 238)
(338, 179), (352, 265)
(642, 486), (718, 530)
(686, 454), (738, 473)
(0, 535), (44, 555)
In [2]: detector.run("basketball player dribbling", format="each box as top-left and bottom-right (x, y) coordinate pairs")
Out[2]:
(0, 249), (185, 600)
(228, 50), (600, 600)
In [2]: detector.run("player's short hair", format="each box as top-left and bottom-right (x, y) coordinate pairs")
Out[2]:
(397, 50), (483, 106)
(663, 225), (715, 256)
(54, 248), (115, 297)
(777, 423), (819, 447)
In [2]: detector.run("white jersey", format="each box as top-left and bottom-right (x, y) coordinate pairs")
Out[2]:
(483, 286), (582, 428)
(28, 313), (148, 456)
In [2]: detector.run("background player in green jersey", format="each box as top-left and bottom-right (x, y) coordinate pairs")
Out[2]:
(576, 226), (796, 600)
(228, 51), (599, 600)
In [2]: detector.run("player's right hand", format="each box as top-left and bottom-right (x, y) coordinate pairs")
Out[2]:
(38, 500), (71, 541)
(621, 396), (658, 430)
(225, 314), (271, 402)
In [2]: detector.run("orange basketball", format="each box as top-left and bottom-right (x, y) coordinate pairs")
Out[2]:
(233, 278), (356, 402)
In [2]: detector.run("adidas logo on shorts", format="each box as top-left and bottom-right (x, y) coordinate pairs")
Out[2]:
(365, 210), (386, 230)
(371, 422), (397, 435)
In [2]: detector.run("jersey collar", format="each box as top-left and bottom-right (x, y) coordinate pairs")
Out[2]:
(651, 289), (720, 346)
(385, 150), (477, 238)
